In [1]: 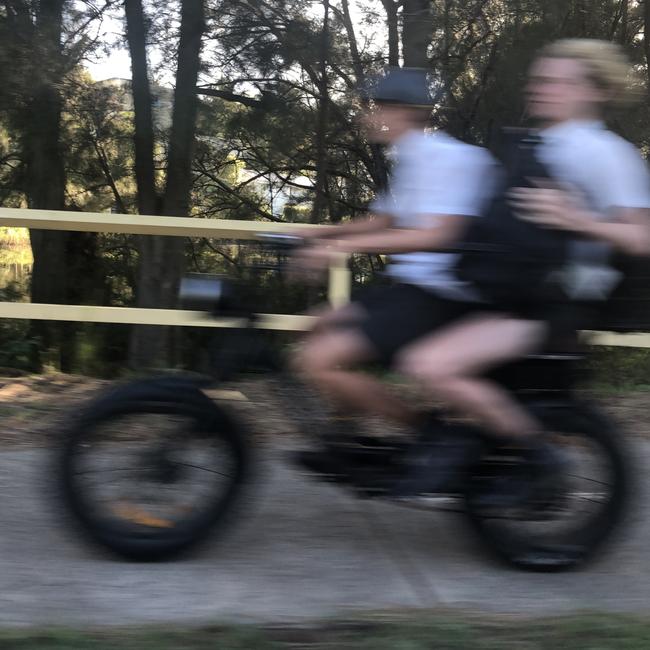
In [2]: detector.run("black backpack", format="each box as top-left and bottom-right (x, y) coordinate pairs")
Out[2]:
(598, 255), (650, 332)
(455, 129), (570, 307)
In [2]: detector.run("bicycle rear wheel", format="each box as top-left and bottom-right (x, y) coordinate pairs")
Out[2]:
(464, 401), (630, 571)
(59, 378), (251, 560)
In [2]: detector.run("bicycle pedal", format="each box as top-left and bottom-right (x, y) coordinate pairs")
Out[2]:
(298, 466), (347, 480)
(354, 484), (391, 499)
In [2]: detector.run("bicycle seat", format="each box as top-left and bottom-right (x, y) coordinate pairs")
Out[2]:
(487, 346), (583, 393)
(526, 351), (583, 361)
(179, 274), (240, 314)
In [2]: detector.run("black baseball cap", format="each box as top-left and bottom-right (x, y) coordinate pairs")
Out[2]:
(364, 67), (433, 108)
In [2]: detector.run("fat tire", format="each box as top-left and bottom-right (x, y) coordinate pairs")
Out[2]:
(464, 401), (631, 572)
(59, 377), (252, 561)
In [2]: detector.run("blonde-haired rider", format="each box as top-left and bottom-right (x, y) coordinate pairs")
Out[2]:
(394, 39), (650, 495)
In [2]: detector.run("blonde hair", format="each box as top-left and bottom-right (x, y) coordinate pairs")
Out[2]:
(539, 38), (637, 107)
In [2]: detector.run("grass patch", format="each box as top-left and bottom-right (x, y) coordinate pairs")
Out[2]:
(585, 346), (650, 389)
(3, 613), (650, 649)
(589, 383), (650, 395)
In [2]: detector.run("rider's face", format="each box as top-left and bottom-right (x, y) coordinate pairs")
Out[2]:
(361, 103), (421, 144)
(526, 56), (607, 125)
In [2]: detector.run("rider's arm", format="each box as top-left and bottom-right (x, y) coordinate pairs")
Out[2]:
(327, 214), (468, 254)
(511, 190), (650, 256)
(562, 207), (650, 257)
(295, 213), (394, 240)
(511, 137), (650, 257)
(328, 145), (497, 254)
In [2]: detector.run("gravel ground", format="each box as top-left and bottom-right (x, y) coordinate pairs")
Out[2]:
(0, 371), (649, 448)
(2, 372), (649, 626)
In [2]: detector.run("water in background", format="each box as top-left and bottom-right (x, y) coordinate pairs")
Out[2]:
(0, 227), (32, 294)
(0, 263), (31, 287)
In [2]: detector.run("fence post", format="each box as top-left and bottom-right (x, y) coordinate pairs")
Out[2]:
(328, 253), (351, 308)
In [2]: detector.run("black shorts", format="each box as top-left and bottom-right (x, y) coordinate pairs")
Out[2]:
(352, 283), (474, 364)
(510, 296), (601, 346)
(543, 301), (603, 349)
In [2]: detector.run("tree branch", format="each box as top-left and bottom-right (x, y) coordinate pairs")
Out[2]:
(196, 86), (262, 107)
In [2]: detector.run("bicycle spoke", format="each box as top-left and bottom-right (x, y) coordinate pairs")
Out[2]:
(73, 465), (152, 477)
(172, 461), (233, 479)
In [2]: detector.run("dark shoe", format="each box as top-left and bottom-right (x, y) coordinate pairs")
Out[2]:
(473, 439), (569, 511)
(294, 411), (403, 470)
(524, 439), (571, 509)
(290, 415), (365, 478)
(390, 424), (484, 497)
(291, 447), (346, 477)
(292, 435), (406, 478)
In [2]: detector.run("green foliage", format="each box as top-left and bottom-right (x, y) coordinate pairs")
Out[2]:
(586, 347), (650, 389)
(4, 614), (650, 649)
(0, 284), (39, 372)
(0, 228), (32, 266)
(64, 73), (138, 214)
(3, 0), (650, 374)
(71, 324), (131, 378)
(282, 203), (311, 222)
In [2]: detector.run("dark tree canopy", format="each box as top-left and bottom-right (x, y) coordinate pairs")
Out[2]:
(1, 0), (650, 373)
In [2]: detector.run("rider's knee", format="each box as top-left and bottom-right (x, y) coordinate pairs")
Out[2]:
(395, 348), (451, 389)
(291, 339), (329, 377)
(290, 345), (311, 376)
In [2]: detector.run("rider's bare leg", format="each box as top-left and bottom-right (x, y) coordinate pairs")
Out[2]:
(396, 313), (547, 438)
(292, 328), (419, 425)
(303, 301), (367, 335)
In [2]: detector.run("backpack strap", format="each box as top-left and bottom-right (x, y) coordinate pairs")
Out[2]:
(492, 127), (536, 176)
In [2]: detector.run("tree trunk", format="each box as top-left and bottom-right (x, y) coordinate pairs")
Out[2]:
(513, 0), (521, 34)
(311, 0), (330, 224)
(124, 0), (164, 369)
(160, 0), (206, 318)
(644, 0), (650, 92)
(340, 0), (364, 85)
(123, 0), (157, 216)
(380, 0), (400, 66)
(27, 87), (67, 300)
(402, 0), (433, 68)
(128, 0), (206, 369)
(340, 0), (389, 193)
(620, 0), (628, 43)
(439, 0), (453, 103)
(92, 139), (128, 214)
(25, 0), (71, 369)
(574, 0), (588, 36)
(162, 0), (205, 220)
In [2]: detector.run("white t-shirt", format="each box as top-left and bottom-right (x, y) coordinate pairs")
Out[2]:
(372, 130), (497, 299)
(538, 120), (650, 299)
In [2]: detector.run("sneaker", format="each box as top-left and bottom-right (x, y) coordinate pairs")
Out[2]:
(291, 447), (347, 477)
(292, 434), (406, 477)
(390, 422), (484, 498)
(473, 438), (569, 511)
(292, 411), (400, 475)
(290, 414), (362, 475)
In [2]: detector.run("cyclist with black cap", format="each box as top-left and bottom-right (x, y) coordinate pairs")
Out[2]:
(294, 42), (650, 498)
(291, 67), (498, 478)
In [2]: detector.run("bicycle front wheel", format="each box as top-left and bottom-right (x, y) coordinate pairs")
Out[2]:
(59, 378), (252, 560)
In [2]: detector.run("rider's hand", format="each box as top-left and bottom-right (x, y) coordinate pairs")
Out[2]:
(290, 226), (321, 241)
(508, 179), (591, 233)
(287, 241), (339, 283)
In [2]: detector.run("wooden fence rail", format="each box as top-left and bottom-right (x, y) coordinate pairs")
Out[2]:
(0, 207), (649, 347)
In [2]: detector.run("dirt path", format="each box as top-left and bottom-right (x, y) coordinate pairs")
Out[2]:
(1, 373), (649, 626)
(1, 372), (650, 448)
(1, 444), (649, 627)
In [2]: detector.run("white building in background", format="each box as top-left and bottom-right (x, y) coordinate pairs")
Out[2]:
(94, 78), (174, 130)
(237, 168), (313, 218)
(94, 79), (313, 219)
